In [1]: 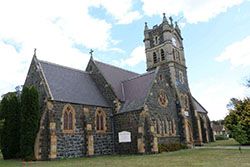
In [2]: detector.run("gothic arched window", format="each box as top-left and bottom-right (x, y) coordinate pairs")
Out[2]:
(172, 49), (175, 60)
(179, 71), (184, 84)
(156, 120), (159, 134)
(171, 119), (175, 135)
(153, 52), (157, 64)
(184, 95), (189, 109)
(164, 120), (169, 135)
(63, 112), (68, 130)
(96, 108), (106, 133)
(161, 49), (165, 61)
(169, 121), (172, 135)
(62, 104), (75, 133)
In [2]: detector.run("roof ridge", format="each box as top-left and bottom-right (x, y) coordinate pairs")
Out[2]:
(94, 60), (139, 75)
(192, 96), (208, 113)
(39, 59), (90, 74)
(122, 70), (155, 83)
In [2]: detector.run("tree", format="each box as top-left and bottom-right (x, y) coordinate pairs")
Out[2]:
(231, 124), (248, 153)
(225, 98), (250, 145)
(0, 93), (21, 159)
(247, 79), (250, 88)
(20, 86), (40, 160)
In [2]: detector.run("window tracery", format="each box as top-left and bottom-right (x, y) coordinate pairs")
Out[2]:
(96, 108), (106, 133)
(62, 104), (75, 133)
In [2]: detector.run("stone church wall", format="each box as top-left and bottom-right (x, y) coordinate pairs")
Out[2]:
(50, 101), (114, 158)
(52, 102), (86, 158)
(93, 107), (114, 155)
(114, 110), (141, 154)
(144, 66), (181, 144)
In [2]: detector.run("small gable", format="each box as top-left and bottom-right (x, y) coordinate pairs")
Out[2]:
(94, 60), (138, 100)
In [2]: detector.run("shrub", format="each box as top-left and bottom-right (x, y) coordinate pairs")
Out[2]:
(20, 86), (40, 160)
(215, 134), (229, 140)
(0, 93), (21, 159)
(158, 143), (187, 153)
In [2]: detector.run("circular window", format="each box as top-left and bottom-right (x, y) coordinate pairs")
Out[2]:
(158, 90), (168, 107)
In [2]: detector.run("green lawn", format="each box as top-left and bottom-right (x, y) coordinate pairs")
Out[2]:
(0, 140), (249, 167)
(204, 138), (239, 147)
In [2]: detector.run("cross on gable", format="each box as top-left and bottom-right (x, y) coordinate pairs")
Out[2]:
(89, 49), (94, 56)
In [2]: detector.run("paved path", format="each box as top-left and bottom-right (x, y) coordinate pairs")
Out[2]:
(195, 146), (250, 149)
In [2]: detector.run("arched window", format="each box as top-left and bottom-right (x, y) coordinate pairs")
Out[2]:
(153, 52), (157, 64)
(96, 108), (106, 133)
(164, 120), (168, 135)
(154, 36), (158, 45)
(62, 104), (75, 133)
(157, 120), (161, 134)
(172, 49), (175, 60)
(176, 51), (181, 62)
(184, 95), (189, 109)
(161, 49), (165, 61)
(171, 119), (175, 135)
(169, 121), (172, 135)
(64, 112), (68, 130)
(68, 112), (73, 130)
(179, 71), (184, 84)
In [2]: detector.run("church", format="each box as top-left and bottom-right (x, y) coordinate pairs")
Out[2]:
(24, 14), (213, 160)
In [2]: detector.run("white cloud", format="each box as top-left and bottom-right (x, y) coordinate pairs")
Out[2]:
(215, 36), (250, 67)
(140, 0), (246, 23)
(191, 78), (246, 120)
(0, 0), (120, 96)
(113, 45), (145, 67)
(90, 0), (142, 24)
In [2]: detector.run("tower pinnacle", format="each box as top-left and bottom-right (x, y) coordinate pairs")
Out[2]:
(169, 16), (173, 27)
(163, 13), (168, 23)
(144, 22), (148, 30)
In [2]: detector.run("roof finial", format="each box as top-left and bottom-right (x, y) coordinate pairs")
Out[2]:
(169, 16), (173, 27)
(175, 21), (179, 28)
(34, 48), (37, 56)
(163, 13), (167, 23)
(144, 22), (148, 30)
(89, 49), (94, 57)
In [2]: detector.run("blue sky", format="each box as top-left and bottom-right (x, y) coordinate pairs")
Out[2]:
(0, 0), (250, 120)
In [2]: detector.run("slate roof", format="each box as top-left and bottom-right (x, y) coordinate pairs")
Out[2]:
(192, 97), (207, 114)
(39, 60), (109, 107)
(94, 60), (139, 100)
(121, 70), (156, 112)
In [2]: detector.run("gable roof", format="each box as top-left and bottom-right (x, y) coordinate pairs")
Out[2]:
(39, 60), (109, 107)
(120, 70), (156, 112)
(192, 97), (207, 114)
(94, 60), (139, 100)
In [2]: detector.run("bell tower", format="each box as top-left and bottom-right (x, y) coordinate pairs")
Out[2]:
(143, 14), (203, 146)
(144, 13), (185, 71)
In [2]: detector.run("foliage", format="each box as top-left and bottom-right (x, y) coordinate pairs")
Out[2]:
(224, 98), (250, 145)
(246, 79), (250, 88)
(231, 124), (248, 145)
(0, 93), (21, 159)
(158, 143), (187, 153)
(215, 134), (229, 140)
(231, 124), (248, 153)
(20, 86), (40, 160)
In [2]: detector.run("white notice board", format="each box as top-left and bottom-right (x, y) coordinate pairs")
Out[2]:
(118, 131), (131, 143)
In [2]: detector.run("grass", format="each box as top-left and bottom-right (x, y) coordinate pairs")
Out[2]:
(204, 138), (239, 147)
(0, 139), (249, 167)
